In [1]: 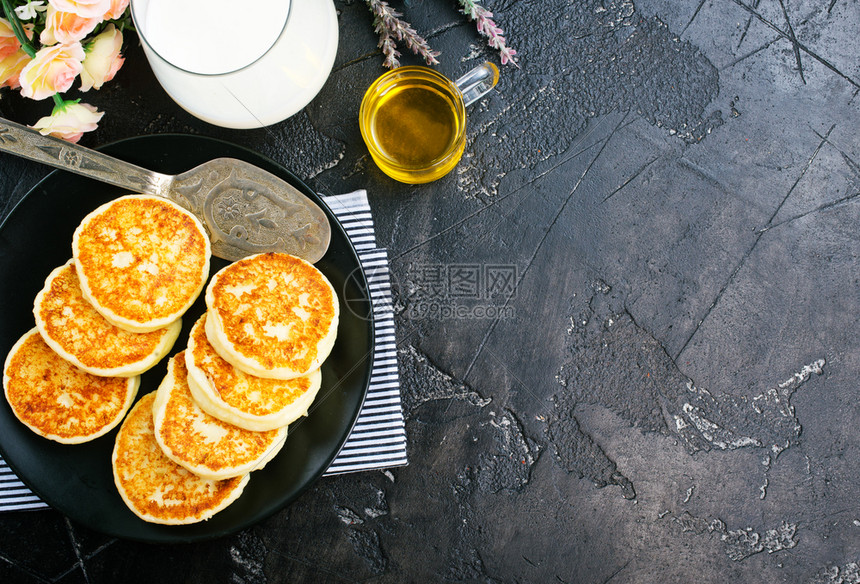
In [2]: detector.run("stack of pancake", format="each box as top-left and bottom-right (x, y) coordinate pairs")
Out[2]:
(3, 195), (339, 525)
(115, 252), (339, 524)
(4, 195), (209, 446)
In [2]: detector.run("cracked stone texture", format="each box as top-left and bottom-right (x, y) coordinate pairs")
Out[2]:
(1, 0), (860, 582)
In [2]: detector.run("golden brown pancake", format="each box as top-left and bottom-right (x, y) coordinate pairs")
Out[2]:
(3, 328), (139, 444)
(34, 260), (182, 377)
(112, 392), (249, 525)
(185, 314), (321, 431)
(152, 352), (287, 480)
(72, 195), (210, 332)
(204, 253), (339, 379)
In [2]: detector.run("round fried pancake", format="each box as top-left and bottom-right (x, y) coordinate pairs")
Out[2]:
(152, 352), (287, 480)
(3, 328), (139, 444)
(113, 392), (249, 525)
(72, 195), (211, 332)
(205, 253), (339, 379)
(34, 260), (182, 377)
(186, 314), (321, 431)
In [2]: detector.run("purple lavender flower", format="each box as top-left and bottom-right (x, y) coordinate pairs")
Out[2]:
(457, 0), (519, 67)
(365, 0), (441, 69)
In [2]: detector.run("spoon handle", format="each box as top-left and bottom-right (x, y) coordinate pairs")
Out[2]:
(0, 117), (172, 196)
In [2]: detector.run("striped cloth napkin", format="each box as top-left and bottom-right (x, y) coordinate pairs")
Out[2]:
(321, 190), (407, 474)
(0, 190), (407, 511)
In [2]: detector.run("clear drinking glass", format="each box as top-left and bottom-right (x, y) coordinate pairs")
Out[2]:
(130, 0), (339, 129)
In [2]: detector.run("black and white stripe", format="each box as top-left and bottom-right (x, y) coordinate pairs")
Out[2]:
(0, 190), (407, 511)
(323, 191), (407, 475)
(0, 463), (47, 511)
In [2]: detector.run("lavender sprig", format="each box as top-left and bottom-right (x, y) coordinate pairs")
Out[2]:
(378, 32), (401, 70)
(365, 0), (440, 69)
(457, 0), (519, 67)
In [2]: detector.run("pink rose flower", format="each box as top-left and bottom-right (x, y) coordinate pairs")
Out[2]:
(104, 0), (129, 20)
(41, 6), (101, 46)
(18, 42), (85, 100)
(0, 49), (31, 89)
(0, 18), (33, 61)
(80, 24), (123, 91)
(30, 101), (104, 143)
(47, 0), (111, 19)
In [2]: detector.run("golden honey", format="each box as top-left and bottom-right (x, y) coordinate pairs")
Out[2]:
(360, 67), (467, 184)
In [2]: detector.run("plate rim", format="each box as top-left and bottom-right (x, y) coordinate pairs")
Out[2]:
(0, 133), (374, 543)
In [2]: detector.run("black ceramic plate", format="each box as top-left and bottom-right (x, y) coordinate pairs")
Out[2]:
(0, 134), (373, 543)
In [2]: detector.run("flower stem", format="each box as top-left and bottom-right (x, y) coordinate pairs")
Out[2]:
(1, 0), (36, 58)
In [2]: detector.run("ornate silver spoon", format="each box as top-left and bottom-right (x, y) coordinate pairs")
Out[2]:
(0, 117), (331, 263)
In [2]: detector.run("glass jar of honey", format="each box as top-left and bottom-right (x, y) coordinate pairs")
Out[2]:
(359, 63), (499, 184)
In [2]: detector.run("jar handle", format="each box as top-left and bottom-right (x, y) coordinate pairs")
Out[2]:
(455, 62), (500, 107)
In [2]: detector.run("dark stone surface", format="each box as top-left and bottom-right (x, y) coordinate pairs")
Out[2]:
(2, 0), (860, 581)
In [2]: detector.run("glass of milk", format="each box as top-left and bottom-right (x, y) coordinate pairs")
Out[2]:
(130, 0), (339, 129)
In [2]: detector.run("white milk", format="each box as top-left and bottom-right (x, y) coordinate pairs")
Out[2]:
(131, 0), (339, 128)
(142, 0), (290, 75)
